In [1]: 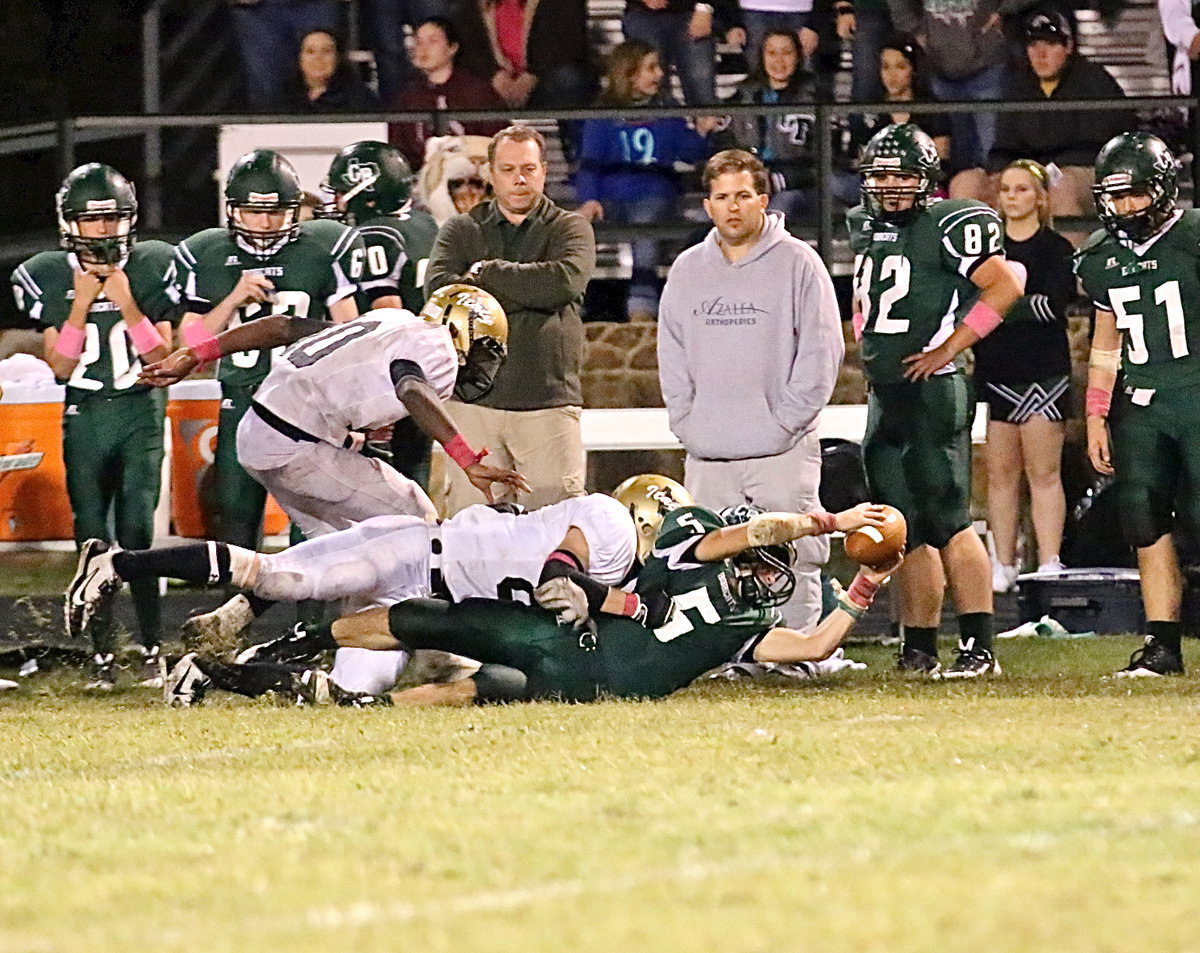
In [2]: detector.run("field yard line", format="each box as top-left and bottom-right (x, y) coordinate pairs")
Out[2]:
(304, 854), (802, 929)
(0, 739), (341, 784)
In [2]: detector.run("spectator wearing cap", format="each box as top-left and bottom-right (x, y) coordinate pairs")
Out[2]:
(451, 0), (597, 110)
(983, 9), (1132, 217)
(387, 17), (507, 170)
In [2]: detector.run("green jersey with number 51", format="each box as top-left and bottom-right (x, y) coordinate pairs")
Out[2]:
(12, 241), (178, 401)
(848, 198), (1005, 385)
(172, 218), (365, 388)
(1074, 210), (1200, 391)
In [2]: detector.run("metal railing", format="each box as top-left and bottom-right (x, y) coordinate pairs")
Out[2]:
(1, 94), (1193, 267)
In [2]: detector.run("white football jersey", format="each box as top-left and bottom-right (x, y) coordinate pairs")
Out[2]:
(253, 308), (458, 446)
(441, 494), (637, 604)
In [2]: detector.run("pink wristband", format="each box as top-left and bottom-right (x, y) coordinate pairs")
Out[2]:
(444, 433), (487, 469)
(851, 311), (865, 343)
(622, 592), (642, 618)
(182, 322), (221, 364)
(1085, 386), (1112, 418)
(962, 300), (1003, 338)
(126, 317), (164, 356)
(808, 510), (838, 535)
(54, 324), (86, 360)
(846, 573), (880, 610)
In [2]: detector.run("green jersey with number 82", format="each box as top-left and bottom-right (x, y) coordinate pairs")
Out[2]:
(1074, 210), (1200, 391)
(848, 199), (1004, 385)
(172, 219), (364, 388)
(12, 241), (178, 401)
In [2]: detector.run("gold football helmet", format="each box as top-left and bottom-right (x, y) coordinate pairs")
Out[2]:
(420, 283), (508, 360)
(612, 474), (694, 561)
(420, 284), (508, 402)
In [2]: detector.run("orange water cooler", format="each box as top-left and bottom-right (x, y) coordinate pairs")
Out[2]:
(0, 382), (74, 541)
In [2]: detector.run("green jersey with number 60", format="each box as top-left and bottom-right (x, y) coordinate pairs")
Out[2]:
(621, 505), (781, 692)
(352, 208), (438, 314)
(1074, 209), (1200, 391)
(172, 218), (364, 388)
(11, 241), (178, 401)
(848, 199), (1004, 385)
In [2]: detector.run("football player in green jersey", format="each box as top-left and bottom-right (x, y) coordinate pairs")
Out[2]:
(321, 140), (440, 490)
(848, 124), (1023, 679)
(173, 149), (366, 551)
(1076, 132), (1200, 677)
(156, 494), (895, 705)
(11, 163), (179, 689)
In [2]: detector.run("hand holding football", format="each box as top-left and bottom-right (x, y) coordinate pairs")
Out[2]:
(844, 505), (906, 568)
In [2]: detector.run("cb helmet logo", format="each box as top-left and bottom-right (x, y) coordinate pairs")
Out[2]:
(344, 158), (381, 192)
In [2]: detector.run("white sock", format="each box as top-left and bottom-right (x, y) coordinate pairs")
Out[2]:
(330, 647), (409, 695)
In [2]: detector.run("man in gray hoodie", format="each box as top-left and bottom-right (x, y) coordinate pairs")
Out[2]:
(657, 149), (845, 628)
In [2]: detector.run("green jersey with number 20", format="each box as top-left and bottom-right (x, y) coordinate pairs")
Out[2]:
(11, 242), (178, 401)
(172, 219), (365, 388)
(848, 199), (1005, 385)
(1074, 209), (1200, 391)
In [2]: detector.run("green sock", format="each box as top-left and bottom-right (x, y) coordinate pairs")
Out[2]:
(958, 612), (994, 652)
(1147, 620), (1181, 653)
(903, 626), (938, 656)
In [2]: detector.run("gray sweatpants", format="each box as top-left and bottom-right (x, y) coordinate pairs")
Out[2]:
(684, 430), (827, 629)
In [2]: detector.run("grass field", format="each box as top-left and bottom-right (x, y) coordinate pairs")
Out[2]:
(5, 637), (1200, 953)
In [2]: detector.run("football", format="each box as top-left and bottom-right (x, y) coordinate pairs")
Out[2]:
(844, 505), (907, 568)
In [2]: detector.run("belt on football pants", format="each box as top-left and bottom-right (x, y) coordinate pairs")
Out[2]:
(250, 400), (355, 450)
(427, 525), (451, 600)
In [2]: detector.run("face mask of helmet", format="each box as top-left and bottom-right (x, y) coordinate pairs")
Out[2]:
(228, 201), (302, 258)
(729, 544), (796, 608)
(1094, 181), (1174, 243)
(62, 212), (136, 266)
(861, 169), (929, 225)
(453, 336), (507, 403)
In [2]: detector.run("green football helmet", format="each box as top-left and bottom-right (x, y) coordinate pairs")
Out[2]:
(321, 140), (413, 224)
(1093, 132), (1178, 243)
(56, 163), (138, 265)
(718, 504), (797, 609)
(859, 123), (940, 224)
(224, 149), (303, 257)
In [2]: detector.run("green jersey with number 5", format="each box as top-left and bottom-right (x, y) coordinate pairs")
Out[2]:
(172, 219), (364, 388)
(848, 199), (1005, 385)
(1074, 210), (1200, 391)
(352, 208), (438, 314)
(12, 241), (179, 401)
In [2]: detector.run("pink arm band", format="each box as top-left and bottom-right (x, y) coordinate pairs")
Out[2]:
(126, 317), (165, 356)
(444, 433), (487, 469)
(182, 322), (222, 363)
(808, 511), (838, 535)
(851, 311), (864, 343)
(962, 300), (1003, 338)
(622, 592), (642, 618)
(846, 574), (880, 610)
(1086, 386), (1113, 418)
(54, 324), (86, 360)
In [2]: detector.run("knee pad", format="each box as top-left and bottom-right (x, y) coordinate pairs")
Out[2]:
(472, 663), (529, 703)
(1118, 484), (1172, 550)
(253, 568), (313, 603)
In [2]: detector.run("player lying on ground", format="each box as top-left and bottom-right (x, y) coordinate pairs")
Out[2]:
(157, 499), (897, 706)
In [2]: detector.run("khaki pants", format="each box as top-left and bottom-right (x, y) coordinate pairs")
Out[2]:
(440, 401), (586, 515)
(684, 431), (828, 630)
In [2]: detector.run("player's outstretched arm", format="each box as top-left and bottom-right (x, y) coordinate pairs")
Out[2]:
(692, 503), (892, 563)
(393, 369), (531, 502)
(139, 315), (332, 385)
(753, 557), (900, 664)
